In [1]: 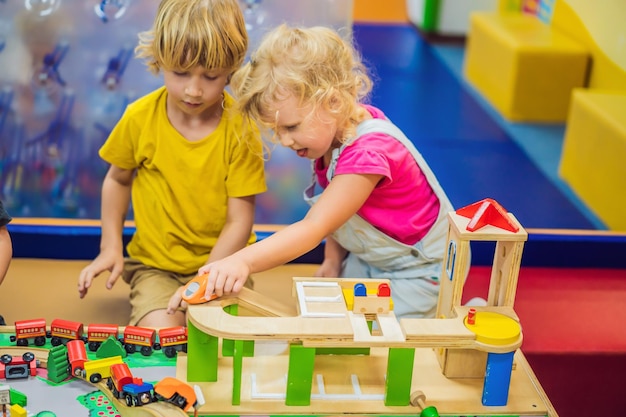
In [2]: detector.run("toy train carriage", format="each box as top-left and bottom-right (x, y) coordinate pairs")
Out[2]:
(49, 318), (85, 346)
(107, 363), (156, 407)
(82, 356), (124, 383)
(87, 323), (119, 352)
(156, 326), (188, 358)
(67, 339), (89, 378)
(122, 326), (157, 356)
(10, 318), (47, 346)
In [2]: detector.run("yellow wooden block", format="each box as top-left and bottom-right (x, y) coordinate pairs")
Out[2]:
(9, 404), (27, 417)
(559, 89), (626, 230)
(464, 12), (589, 122)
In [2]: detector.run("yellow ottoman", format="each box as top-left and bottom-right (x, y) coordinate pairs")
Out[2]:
(559, 89), (626, 230)
(464, 12), (589, 122)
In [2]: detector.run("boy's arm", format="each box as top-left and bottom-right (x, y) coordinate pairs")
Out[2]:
(78, 165), (134, 298)
(99, 165), (134, 254)
(0, 226), (12, 286)
(207, 195), (256, 263)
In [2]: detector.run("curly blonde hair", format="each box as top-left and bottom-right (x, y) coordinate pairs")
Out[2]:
(135, 0), (248, 75)
(231, 24), (373, 144)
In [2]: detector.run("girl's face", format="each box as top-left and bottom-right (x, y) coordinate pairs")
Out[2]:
(163, 65), (230, 119)
(270, 93), (338, 160)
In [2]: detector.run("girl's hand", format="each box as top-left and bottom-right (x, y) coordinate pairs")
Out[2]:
(198, 258), (251, 299)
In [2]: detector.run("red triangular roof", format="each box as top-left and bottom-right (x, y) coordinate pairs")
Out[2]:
(456, 198), (519, 232)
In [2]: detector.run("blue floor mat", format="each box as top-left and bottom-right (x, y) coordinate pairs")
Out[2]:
(353, 23), (598, 230)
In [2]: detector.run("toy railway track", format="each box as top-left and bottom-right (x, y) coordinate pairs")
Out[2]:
(0, 346), (187, 417)
(0, 346), (49, 367)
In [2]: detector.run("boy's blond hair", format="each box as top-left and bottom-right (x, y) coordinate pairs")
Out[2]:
(231, 24), (373, 144)
(135, 0), (248, 75)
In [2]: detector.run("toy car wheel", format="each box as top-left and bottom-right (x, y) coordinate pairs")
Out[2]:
(0, 354), (12, 364)
(22, 352), (35, 363)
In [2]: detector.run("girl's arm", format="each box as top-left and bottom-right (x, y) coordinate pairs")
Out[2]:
(198, 172), (383, 297)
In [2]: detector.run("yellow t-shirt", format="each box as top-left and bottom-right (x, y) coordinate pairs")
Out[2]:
(99, 87), (267, 274)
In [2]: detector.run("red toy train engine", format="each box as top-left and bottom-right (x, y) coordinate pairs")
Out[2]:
(107, 363), (156, 407)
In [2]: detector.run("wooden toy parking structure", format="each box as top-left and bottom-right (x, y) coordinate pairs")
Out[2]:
(179, 206), (554, 416)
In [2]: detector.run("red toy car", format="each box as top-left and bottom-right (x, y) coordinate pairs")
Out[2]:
(0, 352), (39, 379)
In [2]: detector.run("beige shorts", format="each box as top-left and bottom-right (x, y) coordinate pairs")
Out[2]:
(122, 258), (254, 325)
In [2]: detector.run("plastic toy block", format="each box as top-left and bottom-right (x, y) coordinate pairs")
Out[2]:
(456, 198), (519, 232)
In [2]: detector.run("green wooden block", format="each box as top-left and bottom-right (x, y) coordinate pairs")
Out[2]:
(222, 304), (255, 357)
(232, 339), (243, 405)
(187, 320), (219, 382)
(285, 344), (315, 406)
(9, 388), (27, 406)
(96, 336), (127, 358)
(384, 347), (415, 406)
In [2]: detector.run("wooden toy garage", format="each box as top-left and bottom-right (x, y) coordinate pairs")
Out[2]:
(168, 200), (557, 417)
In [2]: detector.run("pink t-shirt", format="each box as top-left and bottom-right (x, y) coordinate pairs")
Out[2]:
(315, 105), (440, 245)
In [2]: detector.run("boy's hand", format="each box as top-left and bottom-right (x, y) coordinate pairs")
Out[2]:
(167, 286), (187, 314)
(77, 251), (124, 298)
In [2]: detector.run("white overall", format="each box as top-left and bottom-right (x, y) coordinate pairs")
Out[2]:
(304, 118), (455, 318)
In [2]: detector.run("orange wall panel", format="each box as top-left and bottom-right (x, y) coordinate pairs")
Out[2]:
(353, 0), (408, 23)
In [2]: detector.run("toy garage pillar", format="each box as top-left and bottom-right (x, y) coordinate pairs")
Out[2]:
(435, 200), (527, 378)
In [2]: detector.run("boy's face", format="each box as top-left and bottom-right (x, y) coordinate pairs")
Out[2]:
(162, 65), (230, 117)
